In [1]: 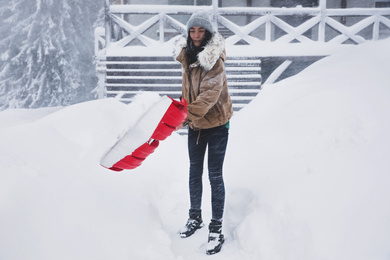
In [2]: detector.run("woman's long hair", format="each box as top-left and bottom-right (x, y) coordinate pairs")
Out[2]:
(185, 30), (213, 65)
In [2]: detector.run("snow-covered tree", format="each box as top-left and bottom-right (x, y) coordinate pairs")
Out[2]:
(0, 0), (100, 110)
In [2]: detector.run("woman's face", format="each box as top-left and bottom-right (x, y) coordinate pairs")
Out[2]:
(189, 26), (206, 47)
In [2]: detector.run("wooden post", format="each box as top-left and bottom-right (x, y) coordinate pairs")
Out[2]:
(105, 0), (111, 49)
(373, 14), (380, 40)
(246, 0), (252, 24)
(265, 16), (272, 42)
(212, 0), (218, 32)
(99, 0), (111, 99)
(318, 0), (326, 42)
(159, 13), (165, 43)
(96, 63), (107, 99)
(341, 0), (347, 24)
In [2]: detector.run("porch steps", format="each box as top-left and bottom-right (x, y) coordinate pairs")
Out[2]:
(105, 56), (262, 112)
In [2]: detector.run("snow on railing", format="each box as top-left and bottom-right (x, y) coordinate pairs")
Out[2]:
(94, 0), (390, 58)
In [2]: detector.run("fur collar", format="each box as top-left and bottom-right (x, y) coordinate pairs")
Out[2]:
(173, 32), (225, 71)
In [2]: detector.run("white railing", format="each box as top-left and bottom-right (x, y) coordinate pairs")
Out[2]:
(95, 0), (390, 58)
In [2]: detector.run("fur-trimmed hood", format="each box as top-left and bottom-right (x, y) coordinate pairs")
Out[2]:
(173, 32), (226, 71)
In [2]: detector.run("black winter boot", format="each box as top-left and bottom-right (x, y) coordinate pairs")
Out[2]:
(179, 209), (204, 238)
(206, 219), (225, 255)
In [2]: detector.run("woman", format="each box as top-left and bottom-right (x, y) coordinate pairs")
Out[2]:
(173, 11), (233, 255)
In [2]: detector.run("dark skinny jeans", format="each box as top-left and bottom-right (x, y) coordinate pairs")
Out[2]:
(188, 125), (229, 221)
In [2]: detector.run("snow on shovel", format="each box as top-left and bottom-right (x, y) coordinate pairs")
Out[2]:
(100, 96), (188, 171)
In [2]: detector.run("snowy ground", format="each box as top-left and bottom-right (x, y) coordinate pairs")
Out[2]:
(1, 39), (390, 260)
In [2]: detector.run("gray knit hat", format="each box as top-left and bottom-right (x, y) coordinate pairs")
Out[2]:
(186, 11), (215, 33)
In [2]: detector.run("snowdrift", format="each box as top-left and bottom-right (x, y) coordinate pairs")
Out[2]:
(0, 39), (390, 260)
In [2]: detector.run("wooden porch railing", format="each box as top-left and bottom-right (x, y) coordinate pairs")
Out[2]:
(94, 0), (390, 102)
(95, 0), (390, 58)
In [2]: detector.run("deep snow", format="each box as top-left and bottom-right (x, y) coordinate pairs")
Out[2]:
(1, 39), (390, 260)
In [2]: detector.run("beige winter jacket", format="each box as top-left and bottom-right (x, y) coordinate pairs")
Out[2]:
(174, 33), (233, 130)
